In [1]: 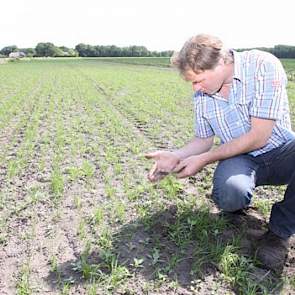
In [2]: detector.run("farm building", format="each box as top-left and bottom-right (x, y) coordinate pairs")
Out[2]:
(9, 51), (26, 58)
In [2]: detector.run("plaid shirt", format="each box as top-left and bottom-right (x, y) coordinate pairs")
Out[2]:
(193, 49), (295, 156)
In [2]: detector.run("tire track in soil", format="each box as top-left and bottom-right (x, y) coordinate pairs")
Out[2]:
(69, 66), (167, 201)
(73, 67), (210, 189)
(77, 69), (213, 198)
(64, 68), (212, 218)
(75, 68), (169, 150)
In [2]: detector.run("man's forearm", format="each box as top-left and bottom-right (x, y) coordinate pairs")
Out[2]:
(201, 130), (266, 165)
(200, 117), (275, 165)
(173, 136), (214, 160)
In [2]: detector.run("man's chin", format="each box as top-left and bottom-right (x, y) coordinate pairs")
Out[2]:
(204, 90), (217, 96)
(200, 89), (217, 96)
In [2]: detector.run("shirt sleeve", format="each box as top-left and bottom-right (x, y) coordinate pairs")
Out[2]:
(194, 97), (214, 138)
(250, 56), (287, 120)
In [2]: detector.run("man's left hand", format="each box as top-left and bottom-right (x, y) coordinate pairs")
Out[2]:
(173, 155), (207, 178)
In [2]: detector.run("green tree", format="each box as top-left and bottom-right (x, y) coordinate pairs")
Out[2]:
(20, 48), (36, 57)
(0, 45), (18, 56)
(75, 43), (92, 57)
(35, 42), (60, 57)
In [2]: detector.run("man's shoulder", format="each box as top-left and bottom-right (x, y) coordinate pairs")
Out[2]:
(235, 49), (284, 77)
(238, 49), (281, 66)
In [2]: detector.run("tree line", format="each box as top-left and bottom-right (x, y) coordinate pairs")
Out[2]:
(2, 42), (295, 58)
(0, 42), (173, 58)
(237, 45), (295, 58)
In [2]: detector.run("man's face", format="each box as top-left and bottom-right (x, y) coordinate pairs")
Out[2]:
(184, 63), (226, 95)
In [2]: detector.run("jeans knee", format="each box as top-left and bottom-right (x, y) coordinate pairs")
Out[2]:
(212, 176), (252, 212)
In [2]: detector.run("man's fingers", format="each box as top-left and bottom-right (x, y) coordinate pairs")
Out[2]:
(175, 169), (188, 179)
(175, 167), (189, 178)
(149, 163), (158, 178)
(147, 162), (169, 182)
(148, 171), (167, 182)
(146, 158), (169, 182)
(173, 161), (186, 173)
(144, 152), (159, 159)
(173, 161), (188, 178)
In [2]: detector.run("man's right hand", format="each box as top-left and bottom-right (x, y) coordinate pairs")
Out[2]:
(144, 151), (181, 182)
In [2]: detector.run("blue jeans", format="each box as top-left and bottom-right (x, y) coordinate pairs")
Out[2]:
(212, 139), (295, 239)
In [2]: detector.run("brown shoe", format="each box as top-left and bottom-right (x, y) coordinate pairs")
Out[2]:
(254, 230), (289, 272)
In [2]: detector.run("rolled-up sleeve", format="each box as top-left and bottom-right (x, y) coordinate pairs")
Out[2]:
(250, 58), (287, 120)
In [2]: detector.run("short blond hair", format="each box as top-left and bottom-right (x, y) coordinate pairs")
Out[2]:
(171, 34), (232, 75)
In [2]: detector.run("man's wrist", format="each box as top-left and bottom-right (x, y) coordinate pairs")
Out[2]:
(199, 152), (211, 166)
(172, 150), (184, 161)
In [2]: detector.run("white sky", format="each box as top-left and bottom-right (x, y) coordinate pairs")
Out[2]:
(1, 0), (294, 52)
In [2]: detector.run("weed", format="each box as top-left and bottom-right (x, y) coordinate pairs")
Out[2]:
(92, 207), (104, 225)
(78, 219), (87, 239)
(16, 264), (31, 295)
(97, 227), (113, 249)
(50, 169), (64, 197)
(74, 195), (82, 209)
(50, 255), (58, 273)
(111, 201), (126, 223)
(108, 256), (130, 288)
(253, 198), (273, 218)
(81, 160), (95, 178)
(132, 257), (144, 268)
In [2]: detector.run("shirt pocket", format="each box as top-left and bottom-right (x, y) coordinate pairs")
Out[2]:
(204, 104), (247, 142)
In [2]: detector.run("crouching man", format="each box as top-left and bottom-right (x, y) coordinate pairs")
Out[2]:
(145, 34), (295, 271)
